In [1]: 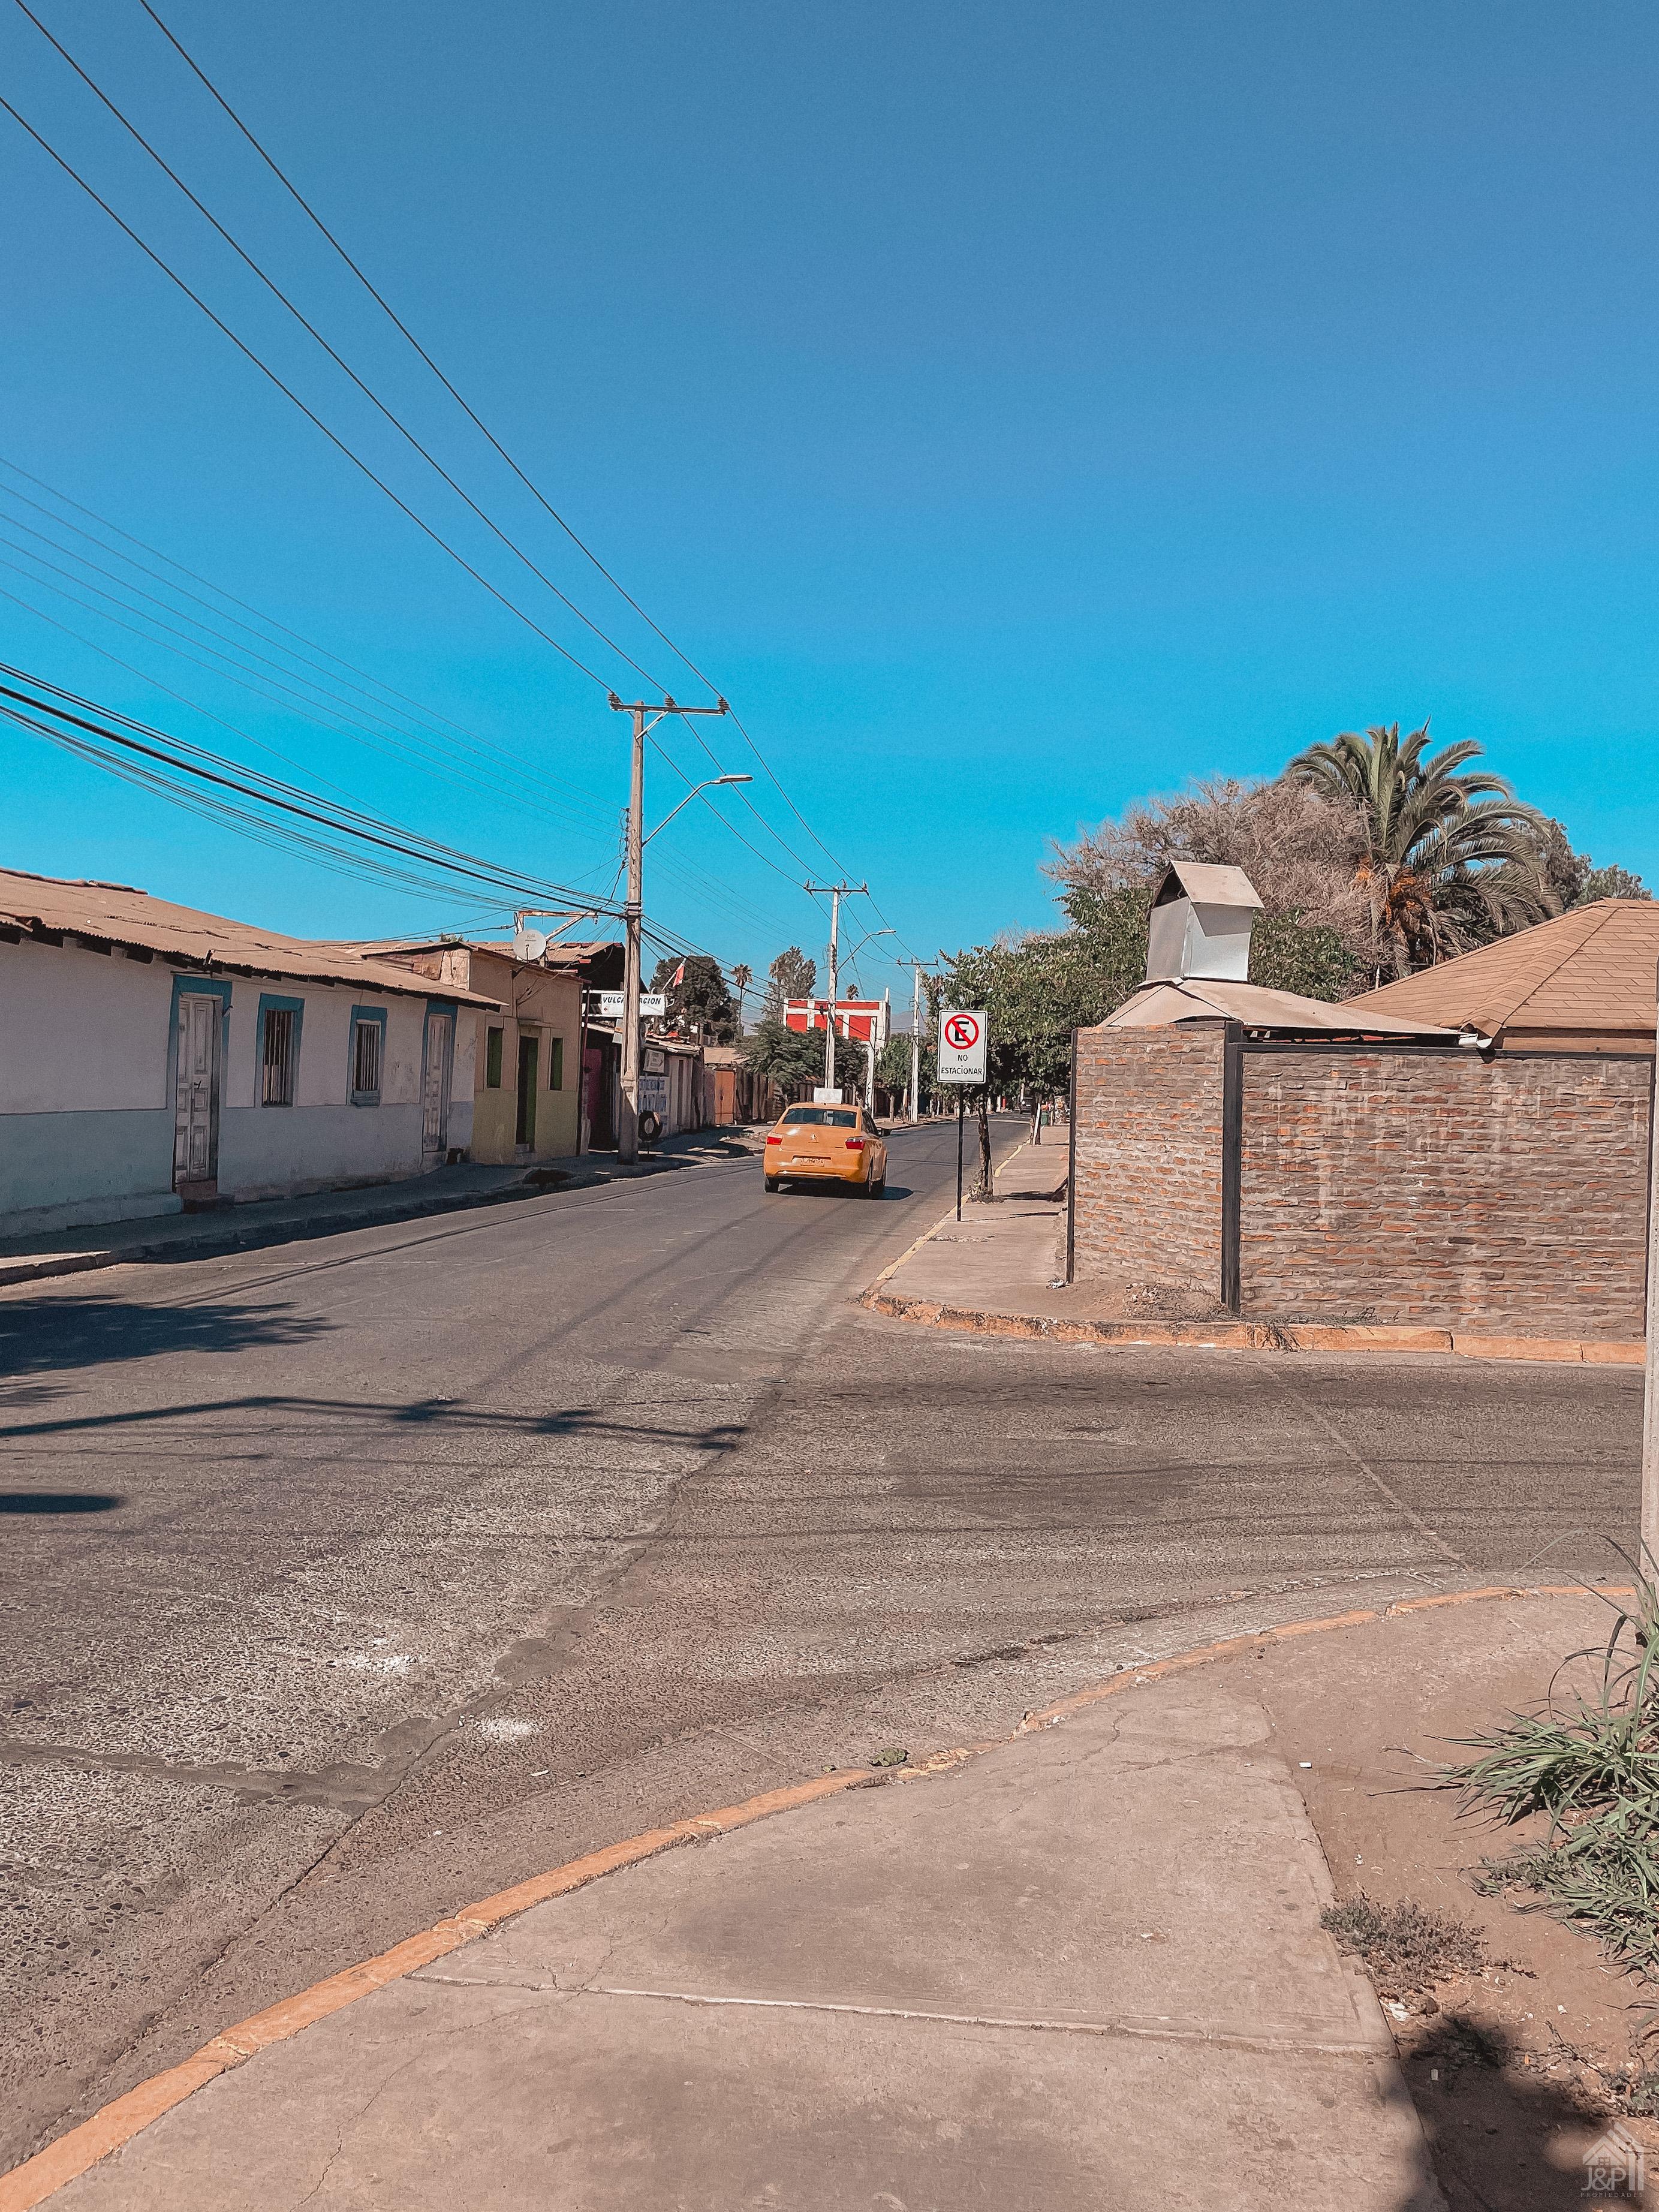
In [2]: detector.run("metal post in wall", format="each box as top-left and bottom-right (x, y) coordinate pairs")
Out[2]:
(1220, 1021), (1244, 1316)
(1642, 966), (1659, 1568)
(1065, 1027), (1079, 1285)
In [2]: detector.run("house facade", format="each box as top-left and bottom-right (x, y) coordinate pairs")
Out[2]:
(368, 937), (626, 1161)
(0, 869), (496, 1239)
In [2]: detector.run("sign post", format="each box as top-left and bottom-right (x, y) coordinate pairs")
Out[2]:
(937, 1009), (988, 1222)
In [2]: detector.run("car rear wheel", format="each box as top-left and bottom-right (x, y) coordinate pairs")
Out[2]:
(764, 1173), (780, 1193)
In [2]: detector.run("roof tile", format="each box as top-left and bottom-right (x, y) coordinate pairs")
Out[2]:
(1347, 900), (1659, 1038)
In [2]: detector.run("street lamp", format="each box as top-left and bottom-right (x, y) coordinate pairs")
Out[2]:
(645, 773), (752, 844)
(604, 684), (739, 1166)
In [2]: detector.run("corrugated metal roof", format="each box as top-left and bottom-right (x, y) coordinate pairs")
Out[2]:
(1346, 899), (1659, 1042)
(1103, 977), (1459, 1037)
(0, 868), (500, 1007)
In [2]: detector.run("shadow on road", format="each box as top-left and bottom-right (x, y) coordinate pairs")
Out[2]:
(1398, 2012), (1631, 2210)
(0, 1491), (123, 1513)
(0, 1391), (744, 1452)
(768, 1182), (913, 1202)
(0, 1296), (335, 1379)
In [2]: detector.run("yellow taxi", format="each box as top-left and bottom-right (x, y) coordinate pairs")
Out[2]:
(763, 1102), (889, 1197)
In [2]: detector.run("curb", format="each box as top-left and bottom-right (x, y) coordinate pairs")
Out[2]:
(861, 1136), (1062, 1306)
(0, 1148), (763, 1290)
(0, 1179), (590, 1289)
(859, 1288), (1645, 1367)
(0, 1579), (1622, 2209)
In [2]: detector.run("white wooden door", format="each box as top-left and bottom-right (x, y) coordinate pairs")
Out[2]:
(173, 994), (220, 1188)
(421, 1013), (451, 1162)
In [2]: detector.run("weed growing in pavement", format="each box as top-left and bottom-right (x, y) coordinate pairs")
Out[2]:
(1443, 1550), (1659, 1990)
(1321, 1893), (1487, 1999)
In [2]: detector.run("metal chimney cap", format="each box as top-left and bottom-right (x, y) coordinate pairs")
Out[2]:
(1149, 861), (1264, 911)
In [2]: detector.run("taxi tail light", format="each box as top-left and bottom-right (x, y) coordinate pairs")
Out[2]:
(764, 1135), (782, 1145)
(844, 1137), (866, 1151)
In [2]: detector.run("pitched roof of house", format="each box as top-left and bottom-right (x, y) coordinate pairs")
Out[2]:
(1102, 976), (1459, 1039)
(351, 935), (624, 983)
(0, 868), (500, 1006)
(1345, 899), (1659, 1046)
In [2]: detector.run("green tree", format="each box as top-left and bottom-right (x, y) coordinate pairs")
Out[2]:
(937, 923), (1144, 1196)
(730, 962), (753, 1036)
(740, 1014), (821, 1098)
(761, 946), (816, 1019)
(650, 953), (737, 1041)
(1247, 912), (1359, 1000)
(877, 1028), (931, 1109)
(1286, 721), (1556, 979)
(1579, 862), (1650, 905)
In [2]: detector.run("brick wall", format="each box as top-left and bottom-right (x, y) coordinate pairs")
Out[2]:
(1239, 1049), (1651, 1337)
(1071, 1023), (1225, 1295)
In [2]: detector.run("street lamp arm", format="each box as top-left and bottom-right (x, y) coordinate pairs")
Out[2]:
(643, 773), (753, 845)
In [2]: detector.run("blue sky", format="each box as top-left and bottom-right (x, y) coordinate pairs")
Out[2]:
(3, 1), (1656, 999)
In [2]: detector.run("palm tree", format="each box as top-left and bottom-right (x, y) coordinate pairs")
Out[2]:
(1285, 722), (1556, 979)
(730, 962), (752, 1039)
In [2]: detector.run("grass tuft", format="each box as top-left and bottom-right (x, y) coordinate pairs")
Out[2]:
(1321, 1892), (1486, 1997)
(1443, 1552), (1659, 1988)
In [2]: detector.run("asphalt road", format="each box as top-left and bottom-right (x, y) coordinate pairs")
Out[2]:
(0, 1115), (1642, 2168)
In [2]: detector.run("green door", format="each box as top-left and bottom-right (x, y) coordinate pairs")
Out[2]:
(516, 1036), (539, 1147)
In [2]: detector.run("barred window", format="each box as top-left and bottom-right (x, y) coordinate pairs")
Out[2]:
(353, 1018), (382, 1100)
(549, 1036), (564, 1091)
(485, 1027), (504, 1089)
(261, 1009), (295, 1106)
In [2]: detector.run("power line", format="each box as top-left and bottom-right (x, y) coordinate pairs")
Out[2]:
(12, 0), (678, 699)
(0, 455), (548, 763)
(0, 494), (814, 947)
(3, 35), (916, 964)
(0, 87), (615, 688)
(0, 663), (625, 910)
(121, 3), (911, 935)
(134, 0), (723, 705)
(0, 459), (633, 836)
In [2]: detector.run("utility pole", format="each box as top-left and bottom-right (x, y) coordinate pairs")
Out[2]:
(898, 960), (933, 1122)
(805, 881), (866, 1099)
(609, 694), (731, 1164)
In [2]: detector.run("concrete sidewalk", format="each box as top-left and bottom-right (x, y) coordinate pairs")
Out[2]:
(30, 1636), (1446, 2210)
(0, 1127), (764, 1289)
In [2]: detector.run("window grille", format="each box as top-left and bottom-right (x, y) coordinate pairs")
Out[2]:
(485, 1027), (504, 1089)
(353, 1018), (382, 1099)
(261, 1009), (295, 1106)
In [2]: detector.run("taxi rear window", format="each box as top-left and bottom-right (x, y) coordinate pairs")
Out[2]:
(781, 1107), (857, 1127)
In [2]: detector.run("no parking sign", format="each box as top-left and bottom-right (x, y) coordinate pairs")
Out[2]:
(937, 1007), (987, 1084)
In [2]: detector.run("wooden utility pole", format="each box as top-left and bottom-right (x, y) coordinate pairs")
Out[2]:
(608, 694), (731, 1164)
(805, 880), (866, 1097)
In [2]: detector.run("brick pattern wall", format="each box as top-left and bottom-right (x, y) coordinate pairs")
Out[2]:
(1239, 1049), (1651, 1337)
(1071, 1024), (1225, 1293)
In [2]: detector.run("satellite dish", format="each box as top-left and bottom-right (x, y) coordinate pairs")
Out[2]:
(513, 929), (548, 962)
